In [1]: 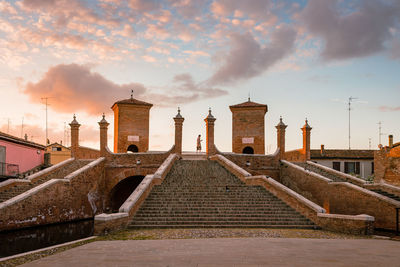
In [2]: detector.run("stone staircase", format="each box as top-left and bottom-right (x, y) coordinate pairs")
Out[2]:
(369, 189), (400, 202)
(294, 162), (346, 183)
(129, 160), (316, 229)
(294, 162), (400, 203)
(0, 160), (91, 202)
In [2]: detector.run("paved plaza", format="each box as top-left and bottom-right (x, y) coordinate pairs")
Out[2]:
(21, 237), (400, 266)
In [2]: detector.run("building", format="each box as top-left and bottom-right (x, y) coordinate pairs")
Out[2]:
(0, 131), (45, 177)
(374, 135), (400, 185)
(111, 95), (153, 153)
(229, 98), (268, 154)
(310, 145), (374, 179)
(45, 142), (71, 165)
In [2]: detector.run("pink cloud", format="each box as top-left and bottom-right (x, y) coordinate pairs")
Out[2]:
(379, 106), (400, 112)
(23, 64), (228, 115)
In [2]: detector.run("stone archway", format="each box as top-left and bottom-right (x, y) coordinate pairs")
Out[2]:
(242, 146), (254, 154)
(109, 175), (145, 212)
(127, 144), (139, 153)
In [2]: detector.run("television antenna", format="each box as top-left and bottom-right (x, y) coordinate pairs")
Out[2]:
(41, 97), (55, 145)
(348, 96), (357, 149)
(377, 121), (386, 145)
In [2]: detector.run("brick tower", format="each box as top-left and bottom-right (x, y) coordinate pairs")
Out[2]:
(111, 95), (153, 153)
(229, 98), (268, 154)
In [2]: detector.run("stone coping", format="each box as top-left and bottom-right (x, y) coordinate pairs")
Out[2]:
(210, 154), (251, 177)
(281, 160), (332, 183)
(250, 175), (325, 214)
(119, 175), (154, 213)
(0, 157), (105, 210)
(64, 157), (104, 181)
(105, 145), (175, 156)
(306, 160), (365, 185)
(317, 213), (375, 222)
(329, 182), (400, 207)
(221, 148), (279, 158)
(0, 179), (60, 209)
(95, 213), (128, 221)
(0, 158), (75, 191)
(0, 236), (97, 262)
(365, 182), (400, 195)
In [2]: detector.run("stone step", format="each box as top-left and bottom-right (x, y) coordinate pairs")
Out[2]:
(130, 159), (316, 229)
(129, 224), (318, 229)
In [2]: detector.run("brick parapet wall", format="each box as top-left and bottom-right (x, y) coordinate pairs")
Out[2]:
(281, 160), (400, 230)
(0, 158), (76, 193)
(0, 158), (106, 232)
(211, 154), (375, 235)
(76, 146), (100, 159)
(220, 149), (280, 180)
(284, 149), (305, 162)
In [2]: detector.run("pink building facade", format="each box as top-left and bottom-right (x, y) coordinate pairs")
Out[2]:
(0, 132), (45, 176)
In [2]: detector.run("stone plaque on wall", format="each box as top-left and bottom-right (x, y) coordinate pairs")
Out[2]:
(127, 135), (139, 142)
(242, 137), (254, 144)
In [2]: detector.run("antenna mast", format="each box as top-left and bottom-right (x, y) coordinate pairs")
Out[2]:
(377, 121), (386, 146)
(41, 97), (55, 145)
(348, 96), (357, 150)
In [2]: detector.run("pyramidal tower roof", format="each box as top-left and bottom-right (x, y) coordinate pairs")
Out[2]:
(229, 98), (268, 111)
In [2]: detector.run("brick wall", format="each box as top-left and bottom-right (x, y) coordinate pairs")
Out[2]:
(281, 161), (400, 230)
(0, 158), (106, 231)
(374, 148), (400, 185)
(221, 152), (280, 180)
(76, 146), (100, 159)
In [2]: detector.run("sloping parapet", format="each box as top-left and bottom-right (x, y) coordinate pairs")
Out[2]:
(0, 158), (106, 232)
(220, 148), (280, 179)
(94, 153), (178, 234)
(281, 160), (400, 230)
(211, 155), (375, 235)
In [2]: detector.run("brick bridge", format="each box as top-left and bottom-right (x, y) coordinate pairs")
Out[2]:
(1, 99), (400, 235)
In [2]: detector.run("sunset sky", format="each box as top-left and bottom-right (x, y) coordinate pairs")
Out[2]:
(1, 0), (399, 153)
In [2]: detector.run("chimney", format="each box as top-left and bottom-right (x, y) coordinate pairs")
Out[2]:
(24, 133), (28, 141)
(389, 135), (393, 148)
(321, 144), (325, 154)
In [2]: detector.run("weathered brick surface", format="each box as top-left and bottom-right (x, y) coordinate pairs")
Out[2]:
(230, 107), (267, 154)
(113, 104), (151, 153)
(0, 158), (106, 231)
(374, 147), (400, 185)
(76, 146), (100, 159)
(281, 161), (400, 230)
(221, 152), (280, 180)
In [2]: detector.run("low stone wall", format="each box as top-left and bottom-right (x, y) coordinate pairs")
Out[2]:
(281, 160), (400, 230)
(0, 158), (106, 232)
(94, 154), (178, 235)
(0, 158), (75, 193)
(220, 149), (280, 179)
(211, 155), (375, 235)
(76, 146), (100, 159)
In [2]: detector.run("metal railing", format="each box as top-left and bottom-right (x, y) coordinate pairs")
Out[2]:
(0, 162), (19, 177)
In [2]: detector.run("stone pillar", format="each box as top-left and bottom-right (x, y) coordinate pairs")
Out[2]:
(204, 108), (216, 156)
(173, 108), (184, 154)
(275, 116), (287, 160)
(98, 113), (110, 157)
(69, 114), (81, 158)
(301, 119), (312, 161)
(389, 135), (393, 148)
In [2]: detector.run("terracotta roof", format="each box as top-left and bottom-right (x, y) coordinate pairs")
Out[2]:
(229, 99), (268, 109)
(0, 131), (45, 150)
(310, 149), (375, 160)
(111, 97), (153, 109)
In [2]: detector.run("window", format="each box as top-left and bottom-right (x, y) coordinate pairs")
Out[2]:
(332, 162), (341, 171)
(371, 162), (374, 174)
(52, 147), (62, 151)
(344, 162), (360, 175)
